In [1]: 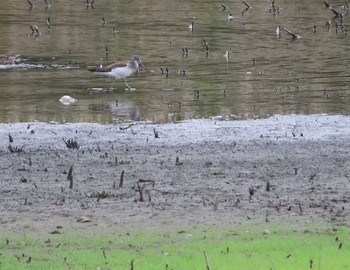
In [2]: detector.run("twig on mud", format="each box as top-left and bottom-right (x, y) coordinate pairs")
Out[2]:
(137, 179), (155, 202)
(137, 182), (145, 202)
(138, 179), (155, 187)
(298, 201), (303, 215)
(235, 198), (240, 206)
(266, 180), (271, 192)
(294, 168), (298, 175)
(175, 156), (183, 165)
(119, 170), (125, 188)
(63, 138), (79, 150)
(119, 123), (134, 130)
(84, 191), (111, 199)
(211, 198), (219, 210)
(153, 128), (159, 138)
(249, 186), (255, 200)
(8, 145), (24, 153)
(309, 173), (317, 180)
(203, 251), (211, 270)
(67, 165), (74, 189)
(0, 162), (14, 169)
(145, 189), (152, 202)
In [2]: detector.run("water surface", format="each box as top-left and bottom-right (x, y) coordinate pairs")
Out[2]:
(0, 0), (349, 123)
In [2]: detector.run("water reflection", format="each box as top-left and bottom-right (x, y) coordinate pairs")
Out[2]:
(0, 0), (349, 123)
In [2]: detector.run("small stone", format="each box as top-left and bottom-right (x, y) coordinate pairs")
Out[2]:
(77, 216), (91, 223)
(263, 229), (270, 235)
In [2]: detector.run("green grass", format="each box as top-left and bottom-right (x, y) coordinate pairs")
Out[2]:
(1, 225), (349, 270)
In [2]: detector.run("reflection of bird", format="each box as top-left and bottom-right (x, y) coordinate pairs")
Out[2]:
(282, 27), (302, 40)
(0, 53), (21, 65)
(88, 101), (111, 112)
(89, 55), (148, 90)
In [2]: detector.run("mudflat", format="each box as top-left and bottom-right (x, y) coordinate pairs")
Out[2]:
(1, 114), (349, 235)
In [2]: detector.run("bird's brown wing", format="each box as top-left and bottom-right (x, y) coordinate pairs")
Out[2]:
(89, 61), (128, 72)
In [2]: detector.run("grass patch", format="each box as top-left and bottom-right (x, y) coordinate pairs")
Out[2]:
(0, 225), (349, 269)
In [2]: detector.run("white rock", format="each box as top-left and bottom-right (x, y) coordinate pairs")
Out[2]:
(59, 95), (77, 105)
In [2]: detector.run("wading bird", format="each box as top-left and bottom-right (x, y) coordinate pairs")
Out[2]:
(89, 55), (148, 90)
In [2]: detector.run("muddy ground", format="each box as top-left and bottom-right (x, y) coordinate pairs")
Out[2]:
(1, 114), (349, 235)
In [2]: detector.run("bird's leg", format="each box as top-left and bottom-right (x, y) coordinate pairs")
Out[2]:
(110, 80), (115, 90)
(124, 77), (135, 91)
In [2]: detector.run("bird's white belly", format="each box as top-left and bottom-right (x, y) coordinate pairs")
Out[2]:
(108, 66), (134, 79)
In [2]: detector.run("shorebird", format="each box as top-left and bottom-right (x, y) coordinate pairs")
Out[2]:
(89, 55), (148, 90)
(0, 53), (21, 65)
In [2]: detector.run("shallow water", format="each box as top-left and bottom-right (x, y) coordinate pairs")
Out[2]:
(0, 0), (349, 123)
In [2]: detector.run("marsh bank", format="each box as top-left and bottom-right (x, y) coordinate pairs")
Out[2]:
(1, 114), (349, 234)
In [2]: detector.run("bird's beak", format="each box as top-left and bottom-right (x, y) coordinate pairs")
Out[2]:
(140, 62), (149, 72)
(139, 61), (150, 72)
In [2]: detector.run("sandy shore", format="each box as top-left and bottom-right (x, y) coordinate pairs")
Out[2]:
(1, 114), (349, 235)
